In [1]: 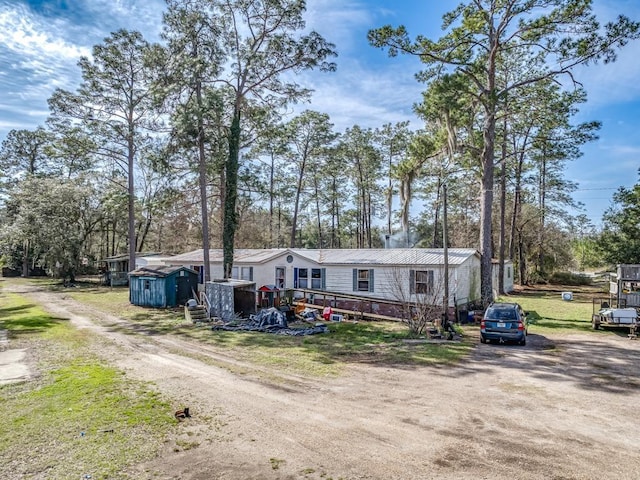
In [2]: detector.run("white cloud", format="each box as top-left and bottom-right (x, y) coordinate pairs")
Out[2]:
(575, 44), (640, 108)
(292, 56), (424, 132)
(83, 0), (165, 41)
(291, 1), (428, 131)
(605, 144), (640, 156)
(0, 118), (34, 130)
(305, 0), (376, 53)
(570, 0), (640, 107)
(0, 0), (167, 140)
(0, 5), (91, 61)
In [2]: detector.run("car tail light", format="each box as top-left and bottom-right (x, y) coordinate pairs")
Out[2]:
(480, 320), (486, 329)
(517, 322), (524, 331)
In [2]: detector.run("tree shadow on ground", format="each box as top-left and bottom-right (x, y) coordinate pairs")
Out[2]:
(432, 331), (640, 395)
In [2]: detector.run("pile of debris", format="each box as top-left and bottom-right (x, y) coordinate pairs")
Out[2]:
(212, 307), (328, 336)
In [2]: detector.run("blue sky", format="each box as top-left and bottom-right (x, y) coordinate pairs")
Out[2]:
(1, 0), (639, 227)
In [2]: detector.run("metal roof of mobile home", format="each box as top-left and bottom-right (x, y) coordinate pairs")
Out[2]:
(167, 248), (479, 266)
(168, 248), (289, 264)
(296, 248), (478, 265)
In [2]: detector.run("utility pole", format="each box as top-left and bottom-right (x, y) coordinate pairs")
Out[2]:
(442, 183), (450, 331)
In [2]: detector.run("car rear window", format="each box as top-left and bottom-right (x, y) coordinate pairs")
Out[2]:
(485, 308), (517, 320)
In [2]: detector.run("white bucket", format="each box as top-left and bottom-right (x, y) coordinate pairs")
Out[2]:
(561, 292), (573, 301)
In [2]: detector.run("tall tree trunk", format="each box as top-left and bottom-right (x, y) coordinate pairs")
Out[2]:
(537, 150), (547, 276)
(196, 80), (211, 283)
(479, 111), (496, 306)
(518, 228), (527, 285)
(22, 239), (29, 277)
(386, 151), (393, 236)
(432, 178), (441, 248)
(509, 149), (524, 264)
(137, 216), (152, 253)
(336, 201), (341, 248)
(313, 175), (323, 248)
(399, 176), (412, 247)
(366, 190), (373, 247)
(479, 18), (498, 306)
(156, 219), (162, 252)
(127, 125), (136, 276)
(330, 176), (340, 248)
(498, 117), (508, 294)
(269, 153), (275, 248)
(290, 153), (307, 248)
(111, 219), (117, 256)
(223, 107), (241, 279)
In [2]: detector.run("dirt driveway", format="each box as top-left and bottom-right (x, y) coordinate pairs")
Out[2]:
(8, 282), (640, 480)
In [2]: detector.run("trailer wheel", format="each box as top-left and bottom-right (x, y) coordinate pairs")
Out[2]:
(592, 318), (600, 330)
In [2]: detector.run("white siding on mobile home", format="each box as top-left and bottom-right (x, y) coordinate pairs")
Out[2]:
(164, 248), (482, 306)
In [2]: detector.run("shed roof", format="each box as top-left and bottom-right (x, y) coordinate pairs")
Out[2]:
(209, 278), (256, 289)
(129, 265), (196, 278)
(168, 248), (479, 267)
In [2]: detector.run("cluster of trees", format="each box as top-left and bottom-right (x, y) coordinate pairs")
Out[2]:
(0, 0), (638, 302)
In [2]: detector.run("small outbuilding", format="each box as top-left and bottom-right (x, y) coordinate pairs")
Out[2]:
(129, 266), (198, 308)
(205, 279), (257, 322)
(257, 284), (282, 308)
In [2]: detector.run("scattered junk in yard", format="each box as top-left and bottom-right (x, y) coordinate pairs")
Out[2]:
(300, 307), (320, 322)
(197, 281), (329, 336)
(212, 307), (329, 336)
(562, 291), (573, 301)
(182, 277), (467, 339)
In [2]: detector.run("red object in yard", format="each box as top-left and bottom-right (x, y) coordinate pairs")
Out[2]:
(322, 306), (333, 321)
(257, 284), (280, 309)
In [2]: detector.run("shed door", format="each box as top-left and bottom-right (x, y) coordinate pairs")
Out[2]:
(176, 273), (193, 306)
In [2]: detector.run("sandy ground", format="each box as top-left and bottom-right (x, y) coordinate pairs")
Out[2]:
(4, 282), (640, 479)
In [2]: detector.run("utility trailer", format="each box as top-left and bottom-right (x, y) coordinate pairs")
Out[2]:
(592, 298), (639, 335)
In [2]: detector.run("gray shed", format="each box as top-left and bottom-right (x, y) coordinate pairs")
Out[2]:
(205, 279), (256, 322)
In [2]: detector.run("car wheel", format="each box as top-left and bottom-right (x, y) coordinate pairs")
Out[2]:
(480, 336), (486, 344)
(519, 336), (526, 346)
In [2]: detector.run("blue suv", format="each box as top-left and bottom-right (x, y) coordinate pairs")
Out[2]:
(480, 302), (528, 345)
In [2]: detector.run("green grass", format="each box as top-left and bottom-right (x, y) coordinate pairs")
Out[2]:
(0, 287), (175, 479)
(205, 321), (472, 376)
(497, 287), (596, 334)
(56, 281), (474, 374)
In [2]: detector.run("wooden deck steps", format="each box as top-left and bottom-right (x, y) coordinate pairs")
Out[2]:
(184, 305), (209, 323)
